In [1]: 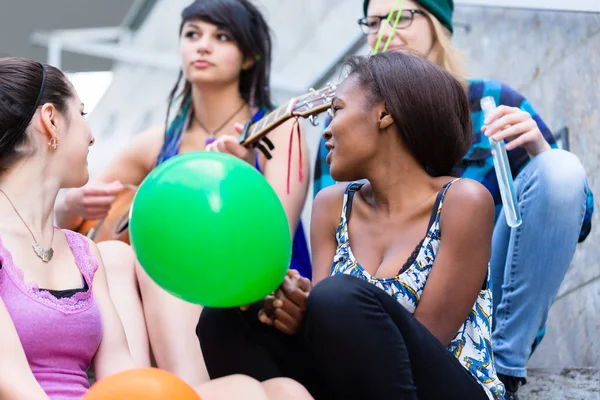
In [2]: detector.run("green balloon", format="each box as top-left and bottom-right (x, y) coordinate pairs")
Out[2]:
(129, 152), (291, 307)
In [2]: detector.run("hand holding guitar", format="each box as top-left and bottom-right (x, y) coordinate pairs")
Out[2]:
(64, 180), (124, 221)
(75, 84), (336, 243)
(205, 123), (256, 165)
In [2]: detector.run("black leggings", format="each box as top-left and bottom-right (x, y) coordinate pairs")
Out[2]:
(197, 274), (489, 400)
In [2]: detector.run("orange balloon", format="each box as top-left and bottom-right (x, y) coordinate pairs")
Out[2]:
(83, 368), (201, 400)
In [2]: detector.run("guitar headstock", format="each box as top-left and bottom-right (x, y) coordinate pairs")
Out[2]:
(240, 83), (337, 147)
(290, 83), (337, 118)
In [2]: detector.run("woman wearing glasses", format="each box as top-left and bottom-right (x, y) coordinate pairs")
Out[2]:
(313, 1), (593, 399)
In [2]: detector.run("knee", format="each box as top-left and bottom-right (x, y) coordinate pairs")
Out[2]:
(196, 307), (237, 348)
(97, 240), (137, 278)
(222, 374), (262, 388)
(196, 374), (266, 399)
(97, 240), (136, 261)
(262, 377), (312, 400)
(307, 275), (358, 311)
(526, 149), (588, 201)
(306, 275), (369, 328)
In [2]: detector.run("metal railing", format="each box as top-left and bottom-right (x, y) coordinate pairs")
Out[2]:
(30, 0), (174, 70)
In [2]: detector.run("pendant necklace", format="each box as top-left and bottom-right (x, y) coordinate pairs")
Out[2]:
(194, 102), (248, 146)
(0, 189), (54, 262)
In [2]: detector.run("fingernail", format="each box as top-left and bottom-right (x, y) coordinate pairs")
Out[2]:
(274, 299), (283, 308)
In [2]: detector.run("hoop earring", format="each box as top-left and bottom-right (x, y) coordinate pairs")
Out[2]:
(48, 136), (59, 149)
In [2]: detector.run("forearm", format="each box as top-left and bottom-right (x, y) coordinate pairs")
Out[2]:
(0, 374), (49, 400)
(93, 351), (135, 381)
(527, 139), (551, 159)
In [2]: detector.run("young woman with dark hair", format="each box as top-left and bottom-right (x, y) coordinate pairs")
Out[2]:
(54, 0), (311, 387)
(312, 2), (593, 398)
(0, 56), (135, 400)
(0, 54), (313, 400)
(197, 52), (505, 400)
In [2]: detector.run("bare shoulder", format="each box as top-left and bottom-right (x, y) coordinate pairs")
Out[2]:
(260, 118), (306, 158)
(83, 237), (111, 289)
(101, 125), (165, 179)
(266, 118), (298, 139)
(81, 236), (105, 267)
(441, 178), (495, 228)
(443, 178), (493, 208)
(311, 183), (355, 233)
(84, 236), (101, 257)
(313, 182), (349, 213)
(128, 125), (165, 155)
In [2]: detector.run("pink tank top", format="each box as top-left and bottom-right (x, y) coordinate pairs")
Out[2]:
(0, 229), (103, 400)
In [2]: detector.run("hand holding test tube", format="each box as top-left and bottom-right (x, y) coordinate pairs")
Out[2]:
(480, 97), (522, 228)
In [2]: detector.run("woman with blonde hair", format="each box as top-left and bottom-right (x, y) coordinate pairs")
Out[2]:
(312, 1), (593, 399)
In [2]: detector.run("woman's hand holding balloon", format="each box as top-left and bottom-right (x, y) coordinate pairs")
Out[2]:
(256, 269), (311, 335)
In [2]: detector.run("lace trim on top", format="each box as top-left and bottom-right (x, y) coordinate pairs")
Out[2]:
(0, 229), (98, 313)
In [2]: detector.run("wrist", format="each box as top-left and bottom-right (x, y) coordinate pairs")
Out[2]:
(527, 140), (551, 158)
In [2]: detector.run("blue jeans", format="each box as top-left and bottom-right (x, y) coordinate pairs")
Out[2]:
(491, 149), (589, 378)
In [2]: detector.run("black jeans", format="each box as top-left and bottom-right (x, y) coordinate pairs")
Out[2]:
(197, 274), (489, 400)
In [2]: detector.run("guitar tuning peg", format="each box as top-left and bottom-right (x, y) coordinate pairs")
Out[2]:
(326, 82), (331, 86)
(309, 87), (316, 92)
(308, 114), (320, 127)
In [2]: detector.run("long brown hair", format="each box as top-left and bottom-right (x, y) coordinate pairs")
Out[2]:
(157, 0), (274, 164)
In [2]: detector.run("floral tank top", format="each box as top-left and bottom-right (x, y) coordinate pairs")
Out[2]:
(331, 180), (505, 399)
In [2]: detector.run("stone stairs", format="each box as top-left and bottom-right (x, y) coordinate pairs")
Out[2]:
(520, 368), (599, 399)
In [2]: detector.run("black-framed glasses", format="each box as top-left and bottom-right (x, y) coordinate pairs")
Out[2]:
(358, 9), (425, 35)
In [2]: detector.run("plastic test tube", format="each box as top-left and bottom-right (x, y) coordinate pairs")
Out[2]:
(480, 96), (522, 228)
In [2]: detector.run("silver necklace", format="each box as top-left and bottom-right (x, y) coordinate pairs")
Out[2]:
(0, 189), (54, 262)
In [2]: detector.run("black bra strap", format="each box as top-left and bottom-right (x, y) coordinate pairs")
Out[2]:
(427, 188), (446, 229)
(345, 182), (366, 221)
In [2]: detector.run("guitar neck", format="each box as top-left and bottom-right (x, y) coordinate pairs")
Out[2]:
(239, 102), (292, 147)
(238, 85), (336, 147)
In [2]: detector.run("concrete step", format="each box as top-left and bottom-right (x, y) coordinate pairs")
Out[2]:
(520, 368), (599, 399)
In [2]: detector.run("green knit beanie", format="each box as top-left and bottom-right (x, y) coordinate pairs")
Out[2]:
(362, 0), (454, 34)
